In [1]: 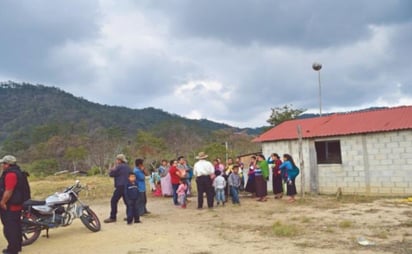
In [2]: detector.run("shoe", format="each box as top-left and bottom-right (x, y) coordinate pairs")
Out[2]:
(144, 210), (151, 214)
(134, 220), (142, 223)
(127, 222), (133, 225)
(123, 218), (127, 221)
(104, 218), (116, 223)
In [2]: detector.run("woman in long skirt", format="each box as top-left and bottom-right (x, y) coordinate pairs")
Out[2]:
(279, 154), (298, 202)
(159, 159), (173, 196)
(270, 153), (283, 199)
(255, 154), (269, 201)
(245, 155), (257, 195)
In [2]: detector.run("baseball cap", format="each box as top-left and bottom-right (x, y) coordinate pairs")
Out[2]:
(0, 155), (17, 165)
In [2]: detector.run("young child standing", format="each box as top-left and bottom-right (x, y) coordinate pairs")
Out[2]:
(176, 179), (188, 208)
(124, 172), (141, 224)
(213, 170), (226, 206)
(228, 165), (241, 204)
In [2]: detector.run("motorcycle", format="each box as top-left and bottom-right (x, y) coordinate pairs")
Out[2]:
(21, 180), (101, 246)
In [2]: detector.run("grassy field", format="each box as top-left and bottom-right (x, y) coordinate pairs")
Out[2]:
(29, 175), (115, 201)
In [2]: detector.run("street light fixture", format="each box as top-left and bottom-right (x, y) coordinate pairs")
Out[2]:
(312, 62), (322, 117)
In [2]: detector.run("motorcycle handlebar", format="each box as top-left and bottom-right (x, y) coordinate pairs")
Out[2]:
(64, 180), (83, 193)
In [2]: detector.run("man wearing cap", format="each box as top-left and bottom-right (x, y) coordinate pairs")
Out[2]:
(0, 155), (23, 254)
(193, 152), (215, 209)
(104, 154), (131, 223)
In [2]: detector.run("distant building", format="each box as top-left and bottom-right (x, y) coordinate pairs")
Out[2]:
(253, 106), (412, 195)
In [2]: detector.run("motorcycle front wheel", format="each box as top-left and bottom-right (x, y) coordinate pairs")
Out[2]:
(80, 207), (101, 232)
(21, 212), (41, 246)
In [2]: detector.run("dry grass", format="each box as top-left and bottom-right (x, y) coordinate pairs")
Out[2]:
(338, 220), (353, 229)
(29, 175), (113, 201)
(271, 220), (299, 237)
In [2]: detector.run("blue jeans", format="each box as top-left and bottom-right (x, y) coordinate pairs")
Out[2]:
(126, 199), (140, 223)
(230, 186), (240, 204)
(110, 186), (127, 219)
(179, 194), (186, 206)
(215, 188), (225, 203)
(172, 184), (179, 205)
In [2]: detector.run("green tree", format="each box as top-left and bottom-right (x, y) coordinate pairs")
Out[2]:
(267, 104), (306, 126)
(28, 159), (59, 176)
(64, 146), (87, 172)
(202, 142), (227, 162)
(135, 130), (167, 162)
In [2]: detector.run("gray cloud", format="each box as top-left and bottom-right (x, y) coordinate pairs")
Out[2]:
(0, 0), (101, 82)
(0, 0), (411, 127)
(149, 0), (412, 48)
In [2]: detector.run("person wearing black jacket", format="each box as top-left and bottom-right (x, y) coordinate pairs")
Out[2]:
(0, 155), (23, 254)
(104, 154), (131, 223)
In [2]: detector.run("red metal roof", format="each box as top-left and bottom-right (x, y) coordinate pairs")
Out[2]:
(254, 106), (412, 142)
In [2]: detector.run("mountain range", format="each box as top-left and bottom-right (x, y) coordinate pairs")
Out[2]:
(0, 81), (263, 145)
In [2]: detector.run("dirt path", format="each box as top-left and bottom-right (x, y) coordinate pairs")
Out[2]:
(1, 195), (411, 254)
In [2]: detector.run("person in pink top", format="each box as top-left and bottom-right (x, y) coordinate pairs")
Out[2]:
(176, 180), (188, 208)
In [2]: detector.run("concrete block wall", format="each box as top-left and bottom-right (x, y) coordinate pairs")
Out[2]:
(262, 139), (311, 194)
(366, 131), (412, 195)
(261, 130), (412, 195)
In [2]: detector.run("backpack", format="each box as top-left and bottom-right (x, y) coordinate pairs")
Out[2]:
(0, 166), (31, 205)
(288, 165), (300, 180)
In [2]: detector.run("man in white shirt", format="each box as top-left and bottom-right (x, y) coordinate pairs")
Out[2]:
(193, 152), (215, 209)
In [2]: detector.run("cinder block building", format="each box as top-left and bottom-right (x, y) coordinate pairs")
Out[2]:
(254, 106), (412, 195)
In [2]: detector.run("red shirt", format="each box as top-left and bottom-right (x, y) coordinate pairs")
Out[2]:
(169, 166), (180, 185)
(4, 172), (23, 211)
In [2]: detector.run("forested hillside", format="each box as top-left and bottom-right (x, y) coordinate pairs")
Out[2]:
(0, 81), (260, 175)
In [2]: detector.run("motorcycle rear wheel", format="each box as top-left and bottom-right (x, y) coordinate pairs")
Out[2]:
(21, 212), (41, 246)
(80, 207), (101, 232)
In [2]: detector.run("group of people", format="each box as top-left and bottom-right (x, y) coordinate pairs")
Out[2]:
(150, 151), (299, 209)
(245, 153), (299, 203)
(104, 154), (149, 225)
(0, 151), (299, 254)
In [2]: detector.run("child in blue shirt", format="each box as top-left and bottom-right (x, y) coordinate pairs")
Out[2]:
(124, 172), (141, 224)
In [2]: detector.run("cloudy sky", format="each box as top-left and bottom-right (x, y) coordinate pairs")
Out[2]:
(1, 0), (411, 127)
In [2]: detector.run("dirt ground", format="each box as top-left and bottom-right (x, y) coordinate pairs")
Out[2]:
(1, 193), (411, 254)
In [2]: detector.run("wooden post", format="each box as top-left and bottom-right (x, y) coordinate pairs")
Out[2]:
(297, 125), (305, 198)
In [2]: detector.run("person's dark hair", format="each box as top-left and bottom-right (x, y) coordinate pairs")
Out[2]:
(283, 154), (296, 167)
(161, 159), (168, 163)
(135, 158), (144, 167)
(177, 156), (184, 161)
(129, 172), (135, 176)
(273, 153), (280, 159)
(257, 154), (265, 160)
(170, 160), (176, 166)
(251, 155), (256, 160)
(215, 170), (221, 176)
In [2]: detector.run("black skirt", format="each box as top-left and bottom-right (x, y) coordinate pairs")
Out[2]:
(286, 178), (297, 196)
(255, 175), (267, 198)
(245, 174), (256, 193)
(272, 174), (283, 195)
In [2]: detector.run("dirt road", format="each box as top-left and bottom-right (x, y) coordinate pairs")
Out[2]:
(1, 194), (411, 254)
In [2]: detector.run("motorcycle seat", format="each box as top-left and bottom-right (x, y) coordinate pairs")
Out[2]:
(23, 200), (46, 206)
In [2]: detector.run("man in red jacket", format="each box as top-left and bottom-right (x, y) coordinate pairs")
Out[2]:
(0, 155), (23, 254)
